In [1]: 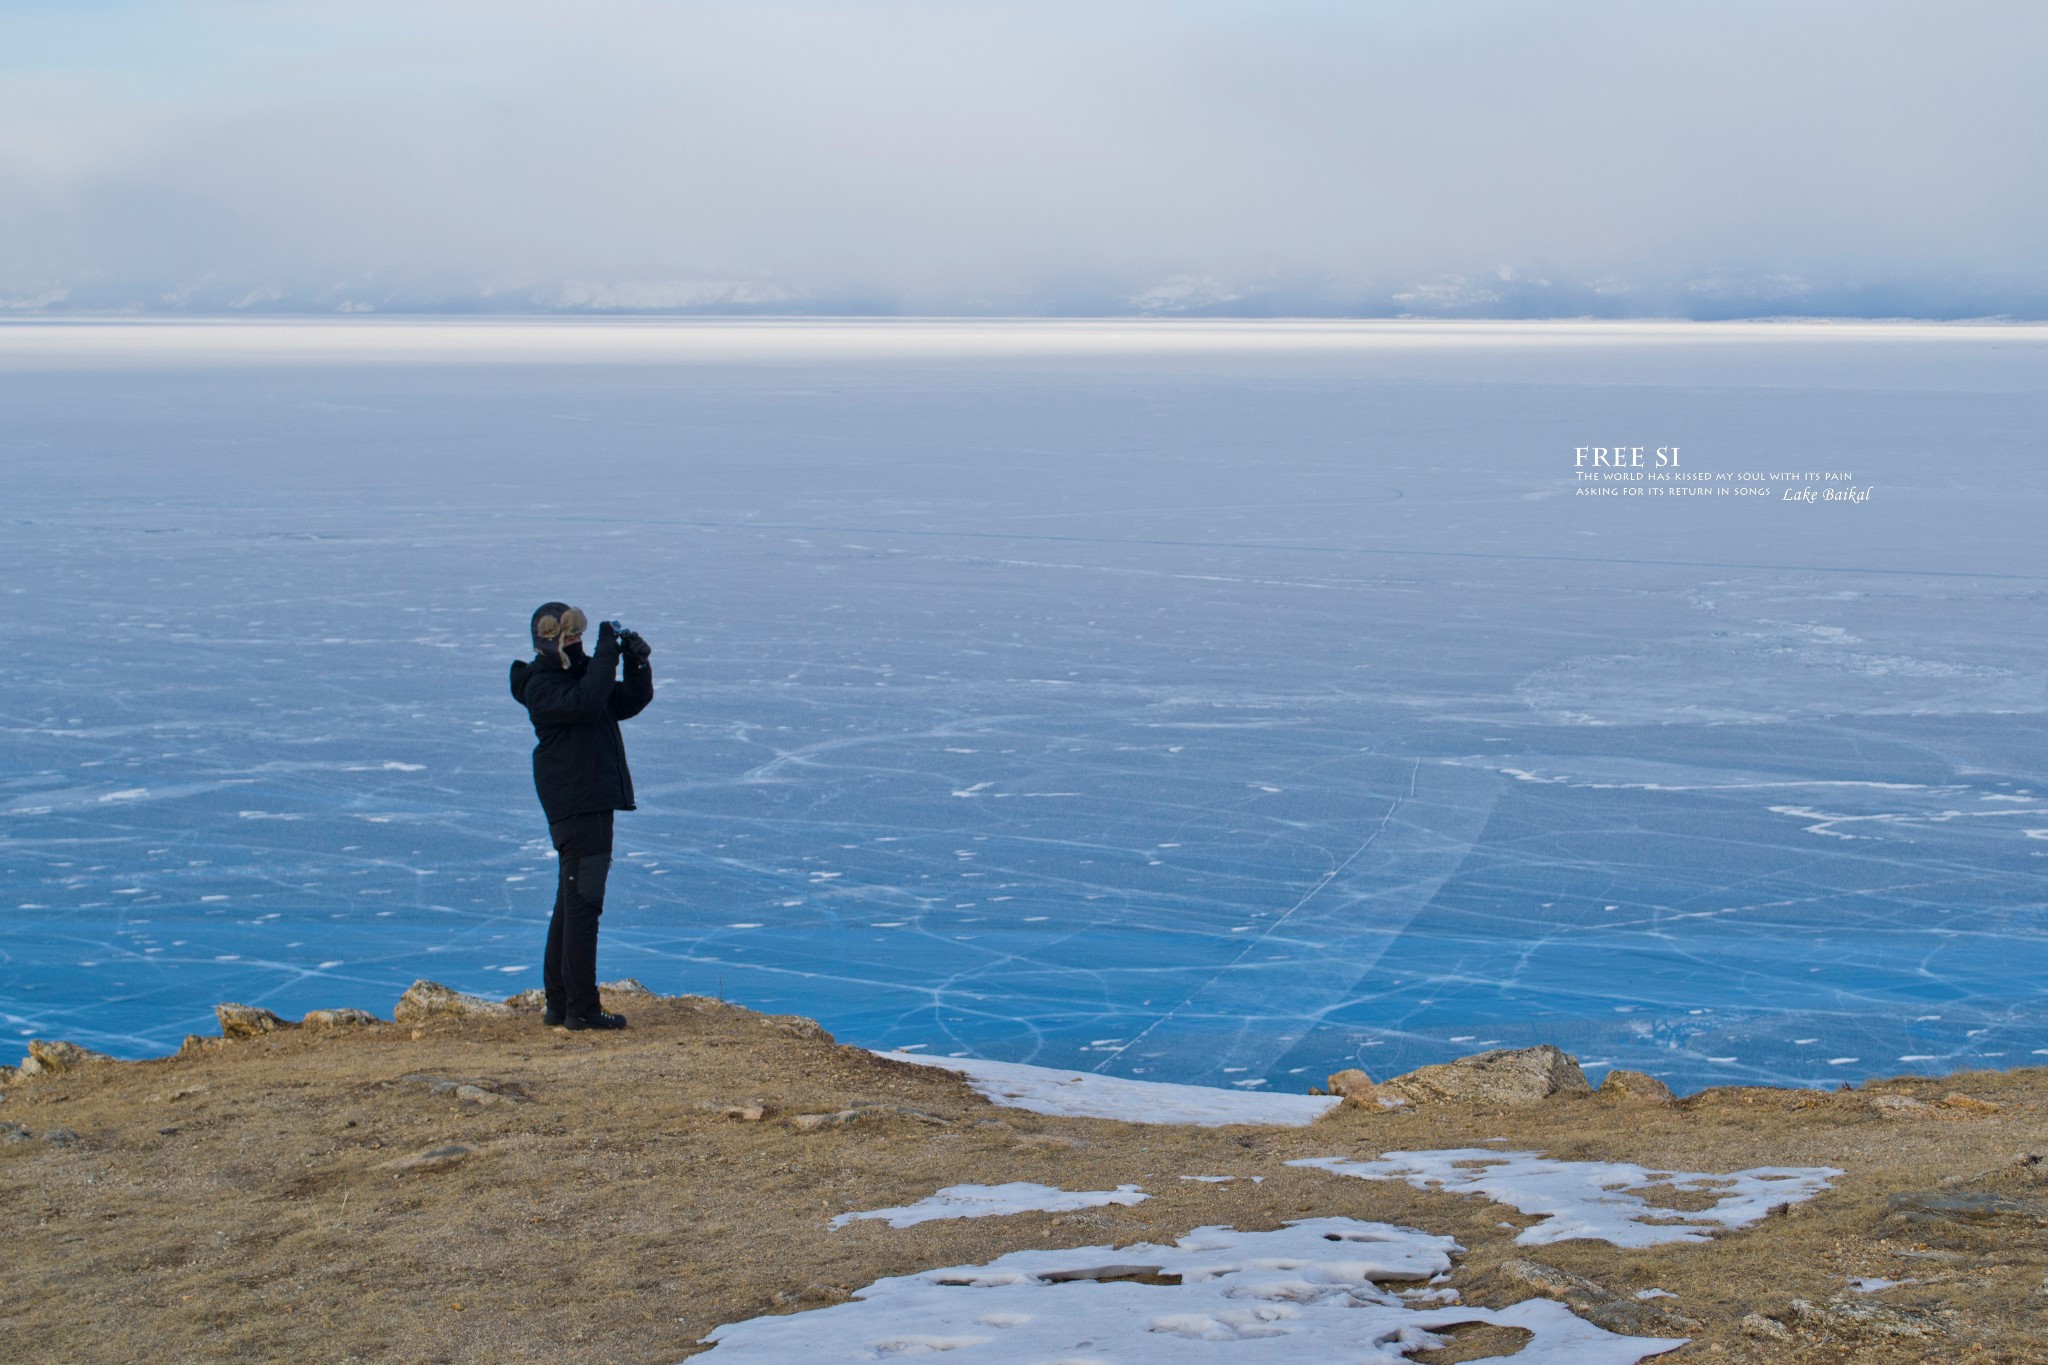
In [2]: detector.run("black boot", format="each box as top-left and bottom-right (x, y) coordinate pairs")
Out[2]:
(563, 1010), (627, 1031)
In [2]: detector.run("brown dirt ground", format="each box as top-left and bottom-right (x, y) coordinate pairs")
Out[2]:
(2, 994), (2044, 1364)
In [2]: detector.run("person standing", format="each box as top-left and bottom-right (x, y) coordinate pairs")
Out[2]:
(509, 602), (654, 1030)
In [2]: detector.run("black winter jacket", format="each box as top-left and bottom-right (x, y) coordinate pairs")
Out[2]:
(509, 640), (654, 825)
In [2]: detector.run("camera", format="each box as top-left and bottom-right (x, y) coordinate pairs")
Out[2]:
(605, 620), (651, 660)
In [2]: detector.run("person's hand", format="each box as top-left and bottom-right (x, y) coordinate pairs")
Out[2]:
(621, 629), (651, 661)
(597, 619), (620, 653)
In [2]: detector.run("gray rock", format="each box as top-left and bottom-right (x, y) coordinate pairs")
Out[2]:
(2, 1127), (29, 1146)
(42, 1128), (81, 1147)
(788, 1103), (948, 1133)
(1739, 1313), (1793, 1341)
(1383, 1045), (1591, 1105)
(1874, 1188), (2048, 1251)
(379, 1143), (472, 1173)
(453, 1083), (524, 1107)
(698, 1100), (770, 1122)
(1870, 1094), (1932, 1117)
(772, 1284), (844, 1309)
(19, 1040), (113, 1076)
(502, 988), (549, 1010)
(764, 1014), (835, 1044)
(302, 1007), (381, 1028)
(1498, 1258), (1699, 1337)
(1885, 1189), (2048, 1224)
(598, 978), (660, 1000)
(397, 1073), (526, 1105)
(2000, 1152), (2047, 1188)
(215, 1003), (292, 1039)
(1788, 1297), (1959, 1341)
(1597, 1069), (1675, 1104)
(392, 980), (515, 1022)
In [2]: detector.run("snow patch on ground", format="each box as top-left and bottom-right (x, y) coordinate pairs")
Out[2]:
(698, 1218), (1688, 1362)
(876, 1051), (1342, 1126)
(832, 1182), (1148, 1229)
(1849, 1276), (1912, 1293)
(1291, 1149), (1841, 1247)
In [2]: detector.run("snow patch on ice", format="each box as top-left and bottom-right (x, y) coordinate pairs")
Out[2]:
(1290, 1149), (1840, 1247)
(700, 1219), (1685, 1361)
(832, 1183), (1148, 1229)
(877, 1051), (1341, 1127)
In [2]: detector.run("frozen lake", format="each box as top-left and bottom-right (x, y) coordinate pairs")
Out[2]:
(4, 318), (2046, 1093)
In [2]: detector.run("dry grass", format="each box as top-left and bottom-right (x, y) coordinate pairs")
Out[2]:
(2, 996), (2043, 1363)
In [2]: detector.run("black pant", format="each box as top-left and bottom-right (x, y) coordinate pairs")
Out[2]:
(544, 810), (614, 1020)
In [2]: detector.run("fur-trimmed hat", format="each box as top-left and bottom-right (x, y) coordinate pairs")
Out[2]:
(530, 602), (588, 662)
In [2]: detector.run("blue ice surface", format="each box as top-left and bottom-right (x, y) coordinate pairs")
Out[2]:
(3, 319), (2045, 1096)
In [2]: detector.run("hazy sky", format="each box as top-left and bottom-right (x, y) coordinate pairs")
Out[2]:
(4, 1), (2044, 316)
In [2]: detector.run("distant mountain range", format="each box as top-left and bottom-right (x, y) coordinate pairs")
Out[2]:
(5, 269), (2043, 320)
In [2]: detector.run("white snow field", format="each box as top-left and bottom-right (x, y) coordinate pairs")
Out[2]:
(7, 318), (2048, 1095)
(879, 1051), (1342, 1125)
(830, 1181), (1149, 1229)
(696, 1217), (1688, 1362)
(1291, 1150), (1842, 1247)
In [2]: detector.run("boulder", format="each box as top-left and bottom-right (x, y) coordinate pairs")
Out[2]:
(215, 1003), (292, 1039)
(763, 1014), (835, 1044)
(393, 980), (516, 1022)
(1939, 1092), (2000, 1114)
(503, 988), (548, 1011)
(1325, 1069), (1375, 1102)
(1870, 1094), (1932, 1118)
(1597, 1069), (1674, 1104)
(302, 1008), (381, 1028)
(1382, 1045), (1591, 1105)
(19, 1040), (113, 1076)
